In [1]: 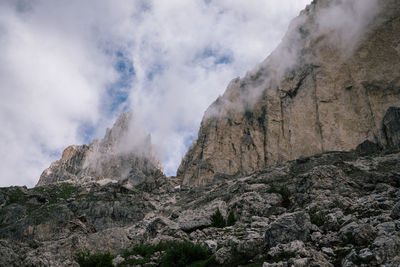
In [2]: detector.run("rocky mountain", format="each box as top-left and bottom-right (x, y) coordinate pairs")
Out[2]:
(37, 111), (164, 187)
(178, 0), (400, 185)
(1, 0), (400, 266)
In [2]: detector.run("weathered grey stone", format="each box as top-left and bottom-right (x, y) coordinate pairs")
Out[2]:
(321, 247), (335, 257)
(268, 240), (307, 259)
(339, 222), (377, 246)
(288, 258), (309, 266)
(112, 255), (124, 266)
(204, 240), (217, 253)
(215, 247), (232, 264)
(228, 192), (281, 221)
(177, 201), (226, 232)
(371, 234), (400, 265)
(391, 201), (400, 219)
(264, 211), (311, 247)
(383, 107), (400, 149)
(358, 248), (374, 263)
(266, 240), (331, 266)
(0, 240), (23, 267)
(0, 149), (399, 266)
(343, 249), (358, 266)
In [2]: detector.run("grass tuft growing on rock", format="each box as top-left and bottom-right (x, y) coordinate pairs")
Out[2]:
(121, 242), (169, 265)
(120, 241), (217, 267)
(160, 241), (215, 267)
(74, 250), (114, 267)
(226, 247), (266, 267)
(308, 206), (326, 227)
(81, 241), (217, 266)
(6, 187), (28, 205)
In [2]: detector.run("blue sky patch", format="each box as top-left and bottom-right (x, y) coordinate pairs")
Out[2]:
(105, 50), (135, 114)
(196, 47), (233, 66)
(146, 63), (164, 81)
(78, 49), (135, 144)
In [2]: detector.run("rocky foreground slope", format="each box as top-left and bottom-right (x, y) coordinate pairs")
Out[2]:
(178, 0), (400, 185)
(1, 148), (400, 266)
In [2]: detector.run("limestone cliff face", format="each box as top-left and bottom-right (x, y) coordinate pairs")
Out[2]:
(36, 111), (163, 186)
(178, 0), (400, 185)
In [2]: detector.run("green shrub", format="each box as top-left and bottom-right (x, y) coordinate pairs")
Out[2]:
(125, 243), (168, 258)
(160, 241), (215, 267)
(265, 251), (295, 263)
(74, 250), (114, 267)
(32, 183), (79, 204)
(227, 247), (258, 266)
(7, 188), (28, 205)
(308, 206), (326, 227)
(120, 241), (217, 267)
(226, 211), (236, 226)
(210, 208), (226, 228)
(58, 183), (79, 199)
(121, 243), (169, 265)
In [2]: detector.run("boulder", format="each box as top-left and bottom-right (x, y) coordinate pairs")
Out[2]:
(383, 107), (400, 149)
(355, 140), (381, 155)
(264, 211), (311, 247)
(390, 201), (400, 220)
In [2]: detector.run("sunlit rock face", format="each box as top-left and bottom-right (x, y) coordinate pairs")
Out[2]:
(178, 0), (400, 185)
(36, 111), (164, 186)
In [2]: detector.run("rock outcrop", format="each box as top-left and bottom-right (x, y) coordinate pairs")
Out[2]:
(264, 211), (311, 248)
(178, 0), (400, 185)
(1, 149), (400, 266)
(37, 111), (164, 186)
(383, 107), (400, 150)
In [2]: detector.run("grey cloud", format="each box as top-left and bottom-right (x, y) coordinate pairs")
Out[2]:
(0, 0), (310, 186)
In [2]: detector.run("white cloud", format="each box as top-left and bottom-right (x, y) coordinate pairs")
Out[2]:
(0, 0), (311, 187)
(315, 0), (379, 56)
(124, 0), (312, 175)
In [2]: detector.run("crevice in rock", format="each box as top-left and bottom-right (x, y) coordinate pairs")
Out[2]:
(363, 84), (379, 144)
(312, 70), (324, 153)
(259, 105), (268, 166)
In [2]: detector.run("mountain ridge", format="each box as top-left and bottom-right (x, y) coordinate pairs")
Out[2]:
(37, 111), (164, 187)
(177, 0), (400, 185)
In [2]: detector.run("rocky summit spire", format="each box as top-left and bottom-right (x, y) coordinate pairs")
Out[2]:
(178, 0), (400, 185)
(36, 111), (163, 186)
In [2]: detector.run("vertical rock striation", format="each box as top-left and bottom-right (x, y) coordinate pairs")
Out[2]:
(383, 107), (400, 150)
(178, 0), (400, 185)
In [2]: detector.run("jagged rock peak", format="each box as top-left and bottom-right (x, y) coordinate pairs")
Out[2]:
(178, 0), (400, 185)
(36, 111), (164, 186)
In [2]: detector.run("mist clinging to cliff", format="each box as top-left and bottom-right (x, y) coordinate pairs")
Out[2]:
(204, 0), (382, 118)
(0, 0), (313, 186)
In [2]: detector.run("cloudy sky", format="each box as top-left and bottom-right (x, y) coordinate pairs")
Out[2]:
(0, 0), (311, 187)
